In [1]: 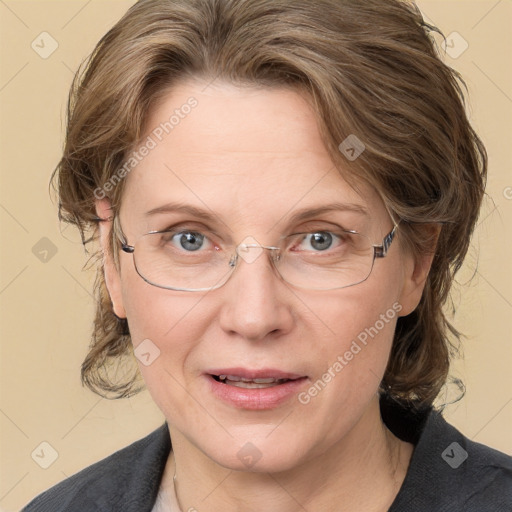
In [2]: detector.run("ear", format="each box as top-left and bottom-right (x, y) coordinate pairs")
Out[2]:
(95, 199), (126, 319)
(397, 225), (441, 317)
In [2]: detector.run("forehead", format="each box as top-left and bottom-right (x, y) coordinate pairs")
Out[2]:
(121, 79), (386, 231)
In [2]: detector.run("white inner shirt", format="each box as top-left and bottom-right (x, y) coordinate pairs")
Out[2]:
(151, 482), (183, 512)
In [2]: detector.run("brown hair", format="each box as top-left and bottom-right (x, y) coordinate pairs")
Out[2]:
(55, 0), (486, 408)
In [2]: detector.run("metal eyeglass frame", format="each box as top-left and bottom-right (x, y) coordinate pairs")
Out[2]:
(114, 215), (399, 292)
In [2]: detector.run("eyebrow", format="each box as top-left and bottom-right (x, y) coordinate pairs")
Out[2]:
(145, 201), (369, 226)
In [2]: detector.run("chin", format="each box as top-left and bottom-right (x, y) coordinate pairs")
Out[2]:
(200, 432), (312, 474)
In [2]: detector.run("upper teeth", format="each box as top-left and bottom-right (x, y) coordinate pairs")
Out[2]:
(218, 375), (286, 384)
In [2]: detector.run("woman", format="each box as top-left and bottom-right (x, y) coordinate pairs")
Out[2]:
(22, 0), (512, 511)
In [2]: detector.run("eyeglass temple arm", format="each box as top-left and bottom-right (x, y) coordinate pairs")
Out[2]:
(374, 224), (398, 258)
(111, 215), (134, 253)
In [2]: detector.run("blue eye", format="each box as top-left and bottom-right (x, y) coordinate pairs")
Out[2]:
(309, 232), (333, 251)
(172, 231), (207, 251)
(299, 232), (339, 252)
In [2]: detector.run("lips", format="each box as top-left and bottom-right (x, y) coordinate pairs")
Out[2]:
(205, 368), (309, 409)
(207, 368), (305, 387)
(213, 375), (291, 388)
(205, 367), (309, 405)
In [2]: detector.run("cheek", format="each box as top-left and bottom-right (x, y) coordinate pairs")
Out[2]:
(120, 277), (212, 414)
(310, 282), (399, 347)
(301, 285), (401, 399)
(119, 256), (199, 339)
(119, 266), (210, 378)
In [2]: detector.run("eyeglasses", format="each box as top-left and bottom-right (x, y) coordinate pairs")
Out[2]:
(115, 217), (398, 292)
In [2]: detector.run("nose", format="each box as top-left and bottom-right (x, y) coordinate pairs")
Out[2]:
(218, 246), (294, 341)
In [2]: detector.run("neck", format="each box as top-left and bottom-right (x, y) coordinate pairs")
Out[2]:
(162, 395), (413, 512)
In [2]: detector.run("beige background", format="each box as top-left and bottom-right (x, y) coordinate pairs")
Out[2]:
(0, 1), (511, 510)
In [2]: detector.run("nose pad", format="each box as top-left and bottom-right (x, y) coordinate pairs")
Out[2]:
(236, 236), (266, 265)
(220, 236), (284, 293)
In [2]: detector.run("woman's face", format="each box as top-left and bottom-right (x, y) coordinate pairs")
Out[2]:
(100, 80), (427, 472)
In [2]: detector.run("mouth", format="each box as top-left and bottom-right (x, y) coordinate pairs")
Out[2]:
(210, 374), (301, 389)
(205, 368), (309, 409)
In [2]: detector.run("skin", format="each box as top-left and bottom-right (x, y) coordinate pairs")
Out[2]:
(96, 79), (435, 512)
